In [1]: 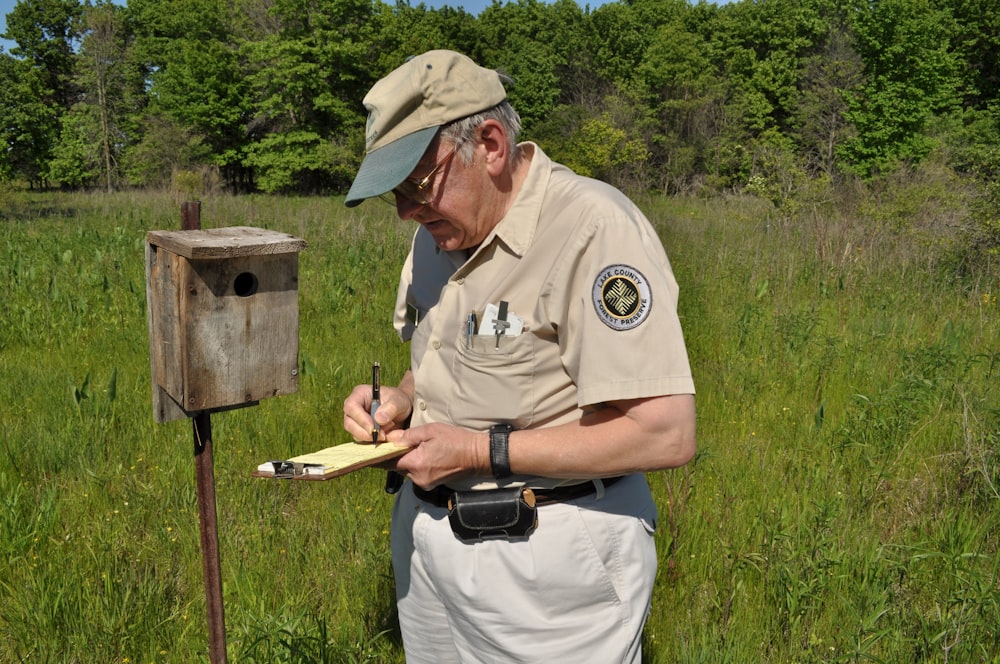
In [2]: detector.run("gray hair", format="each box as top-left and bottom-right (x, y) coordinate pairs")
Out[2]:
(440, 99), (523, 165)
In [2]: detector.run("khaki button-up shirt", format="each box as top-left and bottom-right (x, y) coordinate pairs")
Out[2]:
(394, 144), (694, 489)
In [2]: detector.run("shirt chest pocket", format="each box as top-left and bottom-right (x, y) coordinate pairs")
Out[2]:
(449, 332), (535, 427)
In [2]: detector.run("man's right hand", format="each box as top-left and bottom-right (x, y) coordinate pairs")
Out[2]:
(342, 369), (415, 444)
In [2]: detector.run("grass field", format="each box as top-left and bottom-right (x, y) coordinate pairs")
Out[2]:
(1, 188), (997, 662)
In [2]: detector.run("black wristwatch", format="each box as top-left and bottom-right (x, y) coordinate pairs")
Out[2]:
(489, 423), (515, 479)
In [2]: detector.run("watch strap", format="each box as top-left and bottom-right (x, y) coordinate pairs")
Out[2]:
(489, 424), (514, 479)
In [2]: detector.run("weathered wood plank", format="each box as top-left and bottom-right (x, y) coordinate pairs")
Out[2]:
(146, 226), (307, 260)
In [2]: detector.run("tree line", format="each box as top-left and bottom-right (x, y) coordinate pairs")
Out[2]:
(1, 0), (998, 212)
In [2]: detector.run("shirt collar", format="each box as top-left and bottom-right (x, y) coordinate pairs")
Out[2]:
(482, 142), (549, 258)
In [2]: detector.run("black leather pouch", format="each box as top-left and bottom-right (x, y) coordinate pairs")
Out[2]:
(447, 487), (538, 542)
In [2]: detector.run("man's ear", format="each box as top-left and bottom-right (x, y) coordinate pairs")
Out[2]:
(477, 120), (508, 175)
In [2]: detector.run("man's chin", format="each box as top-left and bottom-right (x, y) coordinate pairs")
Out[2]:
(430, 232), (462, 251)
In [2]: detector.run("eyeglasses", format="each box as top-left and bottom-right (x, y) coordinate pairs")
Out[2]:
(380, 147), (457, 206)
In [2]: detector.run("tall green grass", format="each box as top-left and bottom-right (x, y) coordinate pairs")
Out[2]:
(0, 189), (997, 662)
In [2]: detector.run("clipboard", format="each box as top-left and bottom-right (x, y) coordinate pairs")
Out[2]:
(253, 442), (409, 480)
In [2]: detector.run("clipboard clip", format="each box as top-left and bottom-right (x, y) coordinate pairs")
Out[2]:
(269, 460), (322, 478)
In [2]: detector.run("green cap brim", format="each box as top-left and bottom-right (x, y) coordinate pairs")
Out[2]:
(345, 126), (439, 207)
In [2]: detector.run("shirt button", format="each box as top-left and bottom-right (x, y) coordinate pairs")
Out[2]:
(431, 340), (441, 350)
(456, 277), (465, 285)
(417, 400), (427, 411)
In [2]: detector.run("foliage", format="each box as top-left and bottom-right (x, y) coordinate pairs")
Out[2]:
(2, 0), (82, 109)
(0, 52), (61, 187)
(550, 112), (650, 182)
(838, 0), (964, 176)
(239, 0), (376, 193)
(47, 102), (103, 187)
(792, 26), (864, 178)
(121, 113), (211, 188)
(0, 0), (997, 216)
(475, 0), (589, 132)
(65, 0), (139, 192)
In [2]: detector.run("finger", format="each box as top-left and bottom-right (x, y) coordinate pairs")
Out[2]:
(372, 400), (390, 428)
(343, 386), (376, 428)
(343, 414), (369, 442)
(385, 429), (417, 445)
(380, 387), (413, 427)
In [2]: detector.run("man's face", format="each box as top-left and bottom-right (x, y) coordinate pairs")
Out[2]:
(389, 137), (493, 253)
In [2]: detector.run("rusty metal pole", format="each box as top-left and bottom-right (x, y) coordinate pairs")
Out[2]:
(182, 201), (228, 664)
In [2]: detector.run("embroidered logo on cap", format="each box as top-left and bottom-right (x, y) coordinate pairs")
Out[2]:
(364, 106), (380, 146)
(592, 264), (652, 330)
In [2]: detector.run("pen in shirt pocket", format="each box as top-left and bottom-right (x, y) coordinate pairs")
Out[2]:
(465, 311), (477, 348)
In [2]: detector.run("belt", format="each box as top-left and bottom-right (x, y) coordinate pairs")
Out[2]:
(412, 476), (625, 508)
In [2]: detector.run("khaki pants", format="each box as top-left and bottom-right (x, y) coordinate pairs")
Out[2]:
(390, 474), (658, 663)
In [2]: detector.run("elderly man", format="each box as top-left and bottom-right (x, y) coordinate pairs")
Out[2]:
(342, 50), (696, 663)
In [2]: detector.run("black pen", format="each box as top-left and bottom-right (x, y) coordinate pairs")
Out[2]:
(370, 362), (381, 445)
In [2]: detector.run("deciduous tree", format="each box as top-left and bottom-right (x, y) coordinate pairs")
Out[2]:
(839, 0), (963, 175)
(59, 1), (136, 191)
(241, 0), (377, 192)
(0, 0), (82, 186)
(0, 52), (60, 186)
(129, 0), (250, 189)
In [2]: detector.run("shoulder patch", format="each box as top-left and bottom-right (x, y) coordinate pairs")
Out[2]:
(592, 264), (652, 330)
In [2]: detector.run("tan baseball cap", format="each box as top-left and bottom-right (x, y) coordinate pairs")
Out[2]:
(344, 50), (508, 207)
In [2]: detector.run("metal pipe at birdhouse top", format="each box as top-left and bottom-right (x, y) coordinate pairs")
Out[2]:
(181, 200), (201, 233)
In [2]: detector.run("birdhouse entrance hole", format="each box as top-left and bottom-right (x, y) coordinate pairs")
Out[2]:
(234, 272), (258, 297)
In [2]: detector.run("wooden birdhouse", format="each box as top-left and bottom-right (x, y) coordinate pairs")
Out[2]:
(145, 226), (307, 423)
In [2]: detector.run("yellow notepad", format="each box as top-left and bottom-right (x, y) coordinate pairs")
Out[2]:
(254, 442), (409, 480)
